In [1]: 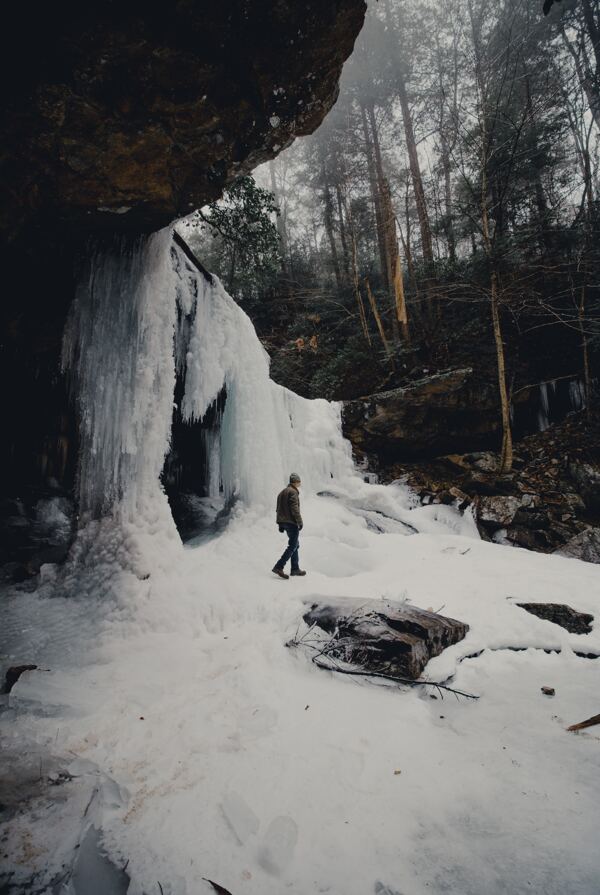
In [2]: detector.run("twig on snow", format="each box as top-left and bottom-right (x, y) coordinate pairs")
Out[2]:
(310, 653), (479, 700)
(567, 713), (600, 732)
(288, 626), (480, 701)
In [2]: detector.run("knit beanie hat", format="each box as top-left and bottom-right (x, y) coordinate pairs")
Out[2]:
(289, 473), (301, 483)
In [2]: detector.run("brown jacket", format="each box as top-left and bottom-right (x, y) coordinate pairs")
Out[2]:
(276, 484), (303, 527)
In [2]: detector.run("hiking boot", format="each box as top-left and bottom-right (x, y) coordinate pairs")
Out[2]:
(272, 566), (289, 579)
(290, 569), (307, 577)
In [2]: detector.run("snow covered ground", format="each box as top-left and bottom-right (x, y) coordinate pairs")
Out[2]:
(3, 491), (600, 895)
(2, 231), (599, 894)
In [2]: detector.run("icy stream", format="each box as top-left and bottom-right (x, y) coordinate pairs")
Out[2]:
(1, 230), (599, 895)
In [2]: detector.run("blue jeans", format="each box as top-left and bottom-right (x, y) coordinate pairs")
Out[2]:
(276, 523), (300, 571)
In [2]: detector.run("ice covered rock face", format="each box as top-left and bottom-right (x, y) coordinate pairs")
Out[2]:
(0, 1), (365, 548)
(1, 0), (366, 238)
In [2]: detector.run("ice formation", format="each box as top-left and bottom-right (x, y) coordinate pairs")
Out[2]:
(55, 228), (363, 603)
(61, 230), (355, 549)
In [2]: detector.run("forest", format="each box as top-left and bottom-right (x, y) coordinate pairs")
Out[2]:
(189, 0), (600, 476)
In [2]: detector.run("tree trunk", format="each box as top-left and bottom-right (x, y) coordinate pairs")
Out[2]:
(482, 162), (512, 473)
(396, 75), (434, 269)
(490, 271), (513, 474)
(336, 183), (351, 281)
(318, 145), (343, 292)
(581, 0), (600, 75)
(440, 133), (456, 262)
(578, 283), (591, 412)
(269, 160), (289, 274)
(351, 230), (371, 345)
(365, 278), (391, 358)
(560, 24), (600, 131)
(380, 176), (409, 342)
(323, 184), (343, 292)
(366, 103), (401, 342)
(228, 244), (236, 293)
(383, 0), (434, 270)
(360, 102), (390, 291)
(402, 186), (417, 294)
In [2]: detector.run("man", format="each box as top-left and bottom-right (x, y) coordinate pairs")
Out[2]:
(272, 473), (307, 579)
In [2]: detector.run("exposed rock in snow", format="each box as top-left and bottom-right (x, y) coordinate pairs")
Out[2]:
(380, 412), (600, 558)
(517, 602), (594, 634)
(2, 663), (37, 694)
(555, 528), (600, 564)
(303, 596), (469, 679)
(477, 494), (535, 528)
(568, 461), (600, 513)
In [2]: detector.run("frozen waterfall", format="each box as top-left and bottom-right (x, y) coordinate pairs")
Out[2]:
(62, 228), (355, 550)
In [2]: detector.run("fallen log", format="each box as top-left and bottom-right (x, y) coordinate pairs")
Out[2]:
(567, 713), (600, 732)
(303, 596), (469, 680)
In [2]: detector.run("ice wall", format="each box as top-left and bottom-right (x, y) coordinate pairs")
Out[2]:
(172, 246), (354, 506)
(61, 228), (356, 569)
(62, 232), (178, 522)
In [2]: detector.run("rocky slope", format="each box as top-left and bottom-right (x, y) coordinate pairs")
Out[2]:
(378, 410), (600, 562)
(342, 367), (586, 462)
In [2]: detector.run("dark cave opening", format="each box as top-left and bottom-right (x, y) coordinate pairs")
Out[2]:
(162, 383), (229, 542)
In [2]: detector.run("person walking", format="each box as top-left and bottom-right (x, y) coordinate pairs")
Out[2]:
(272, 473), (307, 579)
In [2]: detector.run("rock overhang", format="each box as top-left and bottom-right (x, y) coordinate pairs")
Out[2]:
(1, 0), (367, 239)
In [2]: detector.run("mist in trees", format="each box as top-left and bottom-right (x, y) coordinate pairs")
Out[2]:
(191, 0), (600, 471)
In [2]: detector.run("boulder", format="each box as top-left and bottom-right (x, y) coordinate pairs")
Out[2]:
(2, 665), (38, 695)
(568, 462), (600, 513)
(341, 369), (573, 463)
(1, 1), (366, 239)
(477, 494), (535, 528)
(303, 596), (469, 680)
(517, 602), (593, 634)
(342, 368), (502, 462)
(555, 528), (600, 564)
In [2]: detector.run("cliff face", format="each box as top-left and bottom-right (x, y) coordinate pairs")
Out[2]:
(1, 0), (365, 238)
(0, 1), (366, 572)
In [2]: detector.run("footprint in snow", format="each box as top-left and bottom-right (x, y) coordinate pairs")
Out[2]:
(257, 815), (298, 875)
(221, 791), (259, 845)
(374, 883), (403, 895)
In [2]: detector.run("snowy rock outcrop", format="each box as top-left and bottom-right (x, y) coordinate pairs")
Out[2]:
(517, 602), (594, 634)
(303, 596), (469, 679)
(555, 528), (600, 564)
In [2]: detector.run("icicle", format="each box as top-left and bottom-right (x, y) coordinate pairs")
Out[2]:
(569, 378), (585, 412)
(62, 231), (177, 522)
(537, 382), (550, 432)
